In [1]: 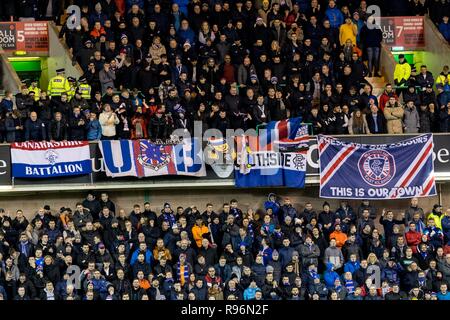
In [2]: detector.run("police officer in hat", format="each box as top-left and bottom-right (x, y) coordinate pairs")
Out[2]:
(48, 68), (70, 100)
(77, 76), (92, 101)
(67, 76), (77, 101)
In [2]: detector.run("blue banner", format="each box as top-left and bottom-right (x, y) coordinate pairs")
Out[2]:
(99, 138), (206, 178)
(235, 119), (309, 188)
(318, 134), (437, 199)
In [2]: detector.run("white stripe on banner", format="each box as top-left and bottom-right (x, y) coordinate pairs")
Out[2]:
(99, 140), (137, 177)
(390, 138), (433, 196)
(11, 145), (90, 164)
(420, 174), (435, 197)
(320, 144), (359, 187)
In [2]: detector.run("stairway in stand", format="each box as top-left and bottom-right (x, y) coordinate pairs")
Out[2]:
(366, 75), (387, 98)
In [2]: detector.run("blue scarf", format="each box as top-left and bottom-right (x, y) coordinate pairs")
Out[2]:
(177, 262), (189, 283)
(20, 241), (29, 256)
(345, 280), (355, 293)
(231, 208), (241, 219)
(310, 269), (319, 279)
(273, 231), (283, 239)
(247, 224), (254, 238)
(164, 213), (176, 227)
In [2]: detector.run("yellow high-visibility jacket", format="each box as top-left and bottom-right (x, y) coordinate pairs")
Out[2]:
(47, 75), (70, 97)
(394, 62), (411, 84)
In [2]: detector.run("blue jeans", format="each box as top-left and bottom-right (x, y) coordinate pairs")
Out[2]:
(367, 47), (380, 74)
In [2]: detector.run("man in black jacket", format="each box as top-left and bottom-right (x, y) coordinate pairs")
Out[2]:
(366, 104), (387, 134)
(24, 112), (46, 141)
(68, 107), (86, 141)
(82, 192), (102, 221)
(327, 105), (347, 134)
(15, 85), (35, 119)
(48, 112), (69, 141)
(148, 109), (169, 140)
(415, 65), (435, 91)
(351, 53), (368, 86)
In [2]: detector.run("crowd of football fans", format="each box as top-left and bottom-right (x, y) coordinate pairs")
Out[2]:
(0, 193), (449, 300)
(0, 0), (449, 142)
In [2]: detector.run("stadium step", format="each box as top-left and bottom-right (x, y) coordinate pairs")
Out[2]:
(366, 75), (387, 97)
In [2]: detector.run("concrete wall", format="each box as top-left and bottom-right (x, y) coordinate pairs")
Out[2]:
(45, 22), (83, 88)
(0, 49), (22, 94)
(380, 43), (396, 85)
(0, 185), (443, 220)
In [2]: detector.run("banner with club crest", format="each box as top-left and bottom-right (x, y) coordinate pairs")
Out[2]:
(11, 141), (91, 178)
(317, 134), (436, 199)
(234, 118), (310, 188)
(99, 138), (206, 178)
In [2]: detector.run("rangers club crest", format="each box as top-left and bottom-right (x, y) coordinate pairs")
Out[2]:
(358, 149), (396, 186)
(138, 141), (170, 171)
(44, 149), (58, 165)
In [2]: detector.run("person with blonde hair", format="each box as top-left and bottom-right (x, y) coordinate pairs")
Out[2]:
(348, 109), (370, 134)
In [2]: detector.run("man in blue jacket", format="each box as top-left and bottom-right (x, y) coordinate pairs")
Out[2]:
(325, 0), (344, 30)
(439, 15), (450, 43)
(437, 283), (450, 300)
(324, 262), (340, 289)
(130, 242), (153, 267)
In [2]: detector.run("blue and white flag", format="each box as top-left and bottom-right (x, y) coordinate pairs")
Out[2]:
(258, 117), (305, 150)
(11, 141), (92, 178)
(318, 134), (436, 199)
(234, 120), (309, 188)
(99, 138), (206, 178)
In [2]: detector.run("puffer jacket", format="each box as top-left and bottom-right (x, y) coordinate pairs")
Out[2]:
(384, 103), (404, 134)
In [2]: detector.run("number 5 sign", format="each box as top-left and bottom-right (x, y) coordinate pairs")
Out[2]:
(0, 22), (49, 52)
